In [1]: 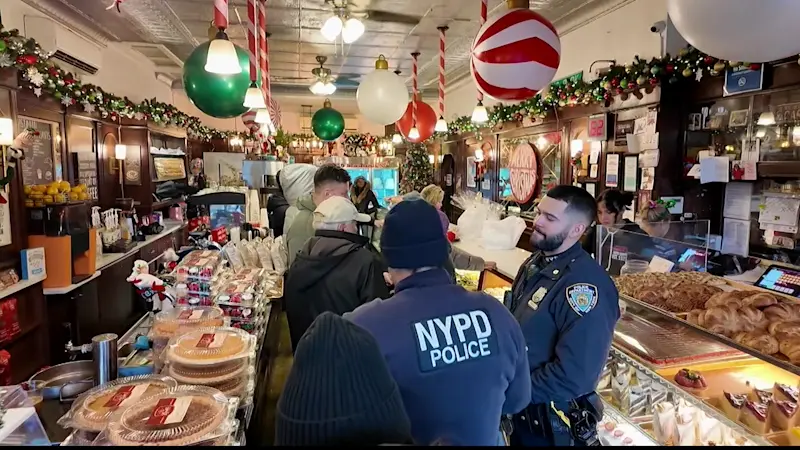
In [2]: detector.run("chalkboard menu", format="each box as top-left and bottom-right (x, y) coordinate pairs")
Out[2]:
(76, 152), (98, 200)
(18, 116), (58, 186)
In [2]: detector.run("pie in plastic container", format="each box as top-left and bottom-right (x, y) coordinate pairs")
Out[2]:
(58, 375), (178, 432)
(102, 385), (231, 446)
(167, 359), (249, 385)
(151, 306), (225, 339)
(166, 327), (254, 366)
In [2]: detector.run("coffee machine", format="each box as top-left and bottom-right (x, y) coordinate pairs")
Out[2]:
(28, 202), (97, 288)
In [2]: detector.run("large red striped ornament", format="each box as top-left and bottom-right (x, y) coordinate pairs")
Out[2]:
(470, 8), (561, 101)
(241, 110), (260, 132)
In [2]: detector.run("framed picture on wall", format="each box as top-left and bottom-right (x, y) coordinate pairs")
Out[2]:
(17, 116), (61, 186)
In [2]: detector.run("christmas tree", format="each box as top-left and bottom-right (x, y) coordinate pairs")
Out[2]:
(399, 143), (433, 194)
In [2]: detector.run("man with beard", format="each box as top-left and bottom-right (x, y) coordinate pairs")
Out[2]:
(505, 185), (620, 447)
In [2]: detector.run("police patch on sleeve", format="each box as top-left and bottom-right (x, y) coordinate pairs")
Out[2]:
(411, 309), (498, 373)
(566, 284), (598, 316)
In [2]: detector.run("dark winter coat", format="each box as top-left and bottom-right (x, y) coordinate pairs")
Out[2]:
(267, 193), (290, 238)
(284, 229), (390, 352)
(351, 178), (380, 215)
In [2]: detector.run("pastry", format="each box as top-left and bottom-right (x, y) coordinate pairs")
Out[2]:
(703, 305), (741, 337)
(674, 368), (707, 394)
(687, 309), (706, 327)
(105, 386), (228, 446)
(733, 330), (780, 355)
(775, 383), (800, 403)
(741, 292), (779, 308)
(168, 359), (248, 385)
(739, 400), (770, 434)
(770, 400), (798, 431)
(721, 392), (747, 420)
(705, 290), (745, 309)
(736, 306), (767, 331)
(750, 388), (774, 405)
(63, 375), (177, 432)
(769, 321), (800, 341)
(780, 338), (800, 364)
(167, 327), (251, 366)
(210, 375), (248, 399)
(763, 303), (800, 322)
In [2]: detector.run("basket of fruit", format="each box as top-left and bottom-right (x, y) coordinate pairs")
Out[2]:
(24, 181), (89, 207)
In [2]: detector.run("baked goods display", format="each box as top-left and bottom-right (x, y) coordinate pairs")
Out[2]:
(721, 392), (748, 420)
(615, 272), (725, 313)
(58, 375), (178, 432)
(150, 306), (226, 371)
(652, 398), (748, 445)
(740, 400), (770, 434)
(771, 400), (799, 431)
(101, 386), (232, 446)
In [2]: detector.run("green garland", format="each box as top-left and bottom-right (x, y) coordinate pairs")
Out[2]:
(445, 48), (763, 135)
(0, 26), (249, 142)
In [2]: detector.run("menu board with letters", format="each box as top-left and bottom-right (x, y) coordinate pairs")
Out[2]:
(17, 116), (60, 186)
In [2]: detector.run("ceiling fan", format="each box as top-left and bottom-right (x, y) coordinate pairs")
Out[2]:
(321, 0), (422, 44)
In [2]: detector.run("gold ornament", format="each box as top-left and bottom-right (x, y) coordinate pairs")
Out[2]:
(682, 68), (693, 77)
(713, 62), (726, 72)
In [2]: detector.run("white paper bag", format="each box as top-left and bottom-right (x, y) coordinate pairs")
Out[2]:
(457, 207), (488, 241)
(481, 216), (527, 250)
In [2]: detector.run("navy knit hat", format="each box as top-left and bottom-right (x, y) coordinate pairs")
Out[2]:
(275, 312), (412, 446)
(380, 199), (448, 269)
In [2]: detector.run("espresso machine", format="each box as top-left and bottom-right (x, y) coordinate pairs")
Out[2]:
(28, 202), (97, 289)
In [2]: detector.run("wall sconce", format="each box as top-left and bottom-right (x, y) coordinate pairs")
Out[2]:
(757, 112), (776, 126)
(536, 136), (549, 149)
(115, 144), (127, 199)
(0, 118), (14, 146)
(428, 154), (435, 164)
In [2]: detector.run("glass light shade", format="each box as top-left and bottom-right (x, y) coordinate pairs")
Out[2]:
(342, 18), (365, 44)
(243, 84), (266, 109)
(474, 148), (484, 162)
(756, 128), (766, 138)
(115, 144), (127, 160)
(434, 116), (448, 133)
(570, 139), (584, 157)
(254, 108), (273, 128)
(408, 127), (420, 140)
(323, 82), (337, 95)
(0, 118), (13, 146)
(757, 112), (776, 126)
(471, 102), (488, 124)
(392, 133), (402, 144)
(204, 36), (242, 75)
(309, 80), (327, 95)
(321, 16), (343, 41)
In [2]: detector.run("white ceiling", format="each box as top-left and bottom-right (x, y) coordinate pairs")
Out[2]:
(25, 0), (612, 113)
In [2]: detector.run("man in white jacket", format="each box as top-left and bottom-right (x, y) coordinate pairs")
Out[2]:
(278, 164), (318, 235)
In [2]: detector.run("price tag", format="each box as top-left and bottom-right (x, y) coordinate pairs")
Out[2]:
(647, 255), (675, 273)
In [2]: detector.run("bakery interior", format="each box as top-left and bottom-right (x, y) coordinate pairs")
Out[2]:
(0, 0), (799, 446)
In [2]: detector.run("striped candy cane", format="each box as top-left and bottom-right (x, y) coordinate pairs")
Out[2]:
(258, 1), (271, 113)
(477, 0), (487, 103)
(247, 0), (257, 82)
(214, 0), (228, 30)
(437, 26), (447, 120)
(411, 52), (420, 128)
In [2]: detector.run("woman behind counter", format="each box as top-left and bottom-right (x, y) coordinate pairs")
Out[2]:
(584, 189), (650, 274)
(350, 176), (380, 216)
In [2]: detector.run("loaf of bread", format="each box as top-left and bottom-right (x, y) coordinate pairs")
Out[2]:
(733, 330), (780, 355)
(740, 292), (779, 309)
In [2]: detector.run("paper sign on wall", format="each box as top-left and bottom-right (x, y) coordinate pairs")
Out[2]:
(589, 141), (602, 164)
(588, 114), (607, 141)
(731, 160), (756, 180)
(700, 157), (730, 183)
(605, 154), (620, 188)
(639, 149), (660, 168)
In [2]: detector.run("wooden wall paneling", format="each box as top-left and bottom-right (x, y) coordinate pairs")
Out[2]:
(97, 123), (120, 208)
(118, 126), (150, 206)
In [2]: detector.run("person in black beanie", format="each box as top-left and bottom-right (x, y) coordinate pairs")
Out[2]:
(275, 312), (413, 446)
(346, 200), (531, 446)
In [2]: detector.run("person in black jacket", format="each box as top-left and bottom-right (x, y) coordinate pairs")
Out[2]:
(284, 195), (390, 353)
(585, 189), (651, 275)
(267, 169), (290, 238)
(350, 176), (380, 215)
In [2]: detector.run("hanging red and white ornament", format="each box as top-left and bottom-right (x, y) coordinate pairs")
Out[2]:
(470, 0), (561, 101)
(241, 110), (260, 132)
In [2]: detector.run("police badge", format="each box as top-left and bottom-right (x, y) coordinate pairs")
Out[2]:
(566, 284), (598, 316)
(527, 287), (548, 310)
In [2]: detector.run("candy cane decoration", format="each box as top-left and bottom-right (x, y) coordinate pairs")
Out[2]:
(412, 51), (420, 127)
(246, 0), (257, 82)
(437, 26), (447, 120)
(258, 1), (271, 113)
(477, 0), (487, 103)
(214, 0), (228, 30)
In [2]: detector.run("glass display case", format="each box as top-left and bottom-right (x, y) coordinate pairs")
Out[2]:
(595, 221), (712, 277)
(313, 156), (400, 207)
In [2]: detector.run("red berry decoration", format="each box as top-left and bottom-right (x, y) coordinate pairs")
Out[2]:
(750, 63), (761, 70)
(611, 78), (619, 87)
(649, 77), (659, 86)
(666, 64), (675, 73)
(704, 56), (713, 65)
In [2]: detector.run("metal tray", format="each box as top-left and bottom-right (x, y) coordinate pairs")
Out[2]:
(29, 361), (94, 401)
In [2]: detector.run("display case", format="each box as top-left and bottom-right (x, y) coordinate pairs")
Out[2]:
(313, 156), (400, 207)
(595, 221), (712, 277)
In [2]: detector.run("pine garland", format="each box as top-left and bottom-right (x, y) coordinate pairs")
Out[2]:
(399, 143), (433, 194)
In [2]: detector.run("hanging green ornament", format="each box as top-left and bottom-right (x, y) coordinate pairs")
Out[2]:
(636, 75), (647, 86)
(669, 76), (679, 84)
(311, 99), (345, 142)
(182, 40), (251, 119)
(0, 40), (6, 53)
(650, 66), (661, 76)
(619, 79), (629, 89)
(682, 68), (694, 77)
(602, 81), (611, 90)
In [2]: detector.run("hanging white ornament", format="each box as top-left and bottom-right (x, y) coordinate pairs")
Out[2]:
(134, 112), (145, 121)
(61, 95), (73, 106)
(25, 67), (44, 87)
(695, 71), (704, 82)
(82, 102), (95, 113)
(0, 54), (12, 68)
(33, 88), (42, 97)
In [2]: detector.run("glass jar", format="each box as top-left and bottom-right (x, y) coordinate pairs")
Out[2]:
(620, 259), (649, 275)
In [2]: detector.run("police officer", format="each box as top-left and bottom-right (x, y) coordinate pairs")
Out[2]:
(507, 185), (620, 446)
(347, 199), (531, 446)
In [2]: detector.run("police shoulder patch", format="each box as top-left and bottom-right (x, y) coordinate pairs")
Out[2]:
(565, 283), (598, 316)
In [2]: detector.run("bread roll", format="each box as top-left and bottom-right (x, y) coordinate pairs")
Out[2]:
(741, 292), (779, 309)
(764, 303), (800, 322)
(705, 291), (744, 309)
(733, 330), (780, 355)
(779, 338), (800, 363)
(769, 321), (800, 341)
